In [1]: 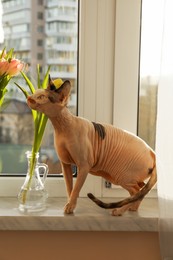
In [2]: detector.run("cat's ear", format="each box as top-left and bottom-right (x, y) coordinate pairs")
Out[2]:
(55, 80), (71, 103)
(47, 75), (71, 104)
(54, 80), (71, 94)
(47, 75), (57, 91)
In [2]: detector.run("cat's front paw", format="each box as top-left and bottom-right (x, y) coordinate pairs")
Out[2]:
(64, 202), (75, 214)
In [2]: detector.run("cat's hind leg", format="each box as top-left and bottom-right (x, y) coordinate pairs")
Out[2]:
(111, 199), (142, 216)
(127, 181), (145, 211)
(111, 182), (145, 216)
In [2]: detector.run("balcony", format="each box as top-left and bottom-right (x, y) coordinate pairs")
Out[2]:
(45, 0), (77, 9)
(46, 43), (77, 51)
(50, 71), (76, 80)
(45, 26), (77, 36)
(2, 1), (31, 14)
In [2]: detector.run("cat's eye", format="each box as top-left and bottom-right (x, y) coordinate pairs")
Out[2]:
(37, 95), (46, 100)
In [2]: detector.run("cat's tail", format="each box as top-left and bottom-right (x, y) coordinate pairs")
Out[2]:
(87, 165), (157, 209)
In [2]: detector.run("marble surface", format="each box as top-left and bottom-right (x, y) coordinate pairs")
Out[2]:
(0, 197), (159, 231)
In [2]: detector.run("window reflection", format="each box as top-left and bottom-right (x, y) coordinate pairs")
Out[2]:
(0, 0), (78, 175)
(138, 0), (164, 149)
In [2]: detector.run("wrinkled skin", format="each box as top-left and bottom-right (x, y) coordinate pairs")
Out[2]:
(27, 79), (157, 216)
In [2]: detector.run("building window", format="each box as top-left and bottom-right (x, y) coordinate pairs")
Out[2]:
(37, 25), (44, 33)
(37, 0), (43, 5)
(13, 24), (29, 33)
(37, 52), (43, 60)
(0, 0), (79, 176)
(0, 0), (149, 197)
(37, 39), (43, 46)
(38, 0), (43, 6)
(37, 12), (43, 20)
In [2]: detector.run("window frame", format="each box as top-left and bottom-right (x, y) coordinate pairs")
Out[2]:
(0, 0), (156, 198)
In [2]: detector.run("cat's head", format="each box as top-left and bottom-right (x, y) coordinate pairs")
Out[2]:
(27, 76), (71, 117)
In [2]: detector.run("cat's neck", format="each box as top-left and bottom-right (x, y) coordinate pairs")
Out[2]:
(49, 106), (74, 133)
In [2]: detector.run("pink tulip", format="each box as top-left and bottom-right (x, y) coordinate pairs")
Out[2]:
(0, 48), (27, 107)
(6, 59), (25, 76)
(0, 58), (24, 77)
(0, 60), (9, 76)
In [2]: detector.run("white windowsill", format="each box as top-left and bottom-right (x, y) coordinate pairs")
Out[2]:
(0, 197), (159, 231)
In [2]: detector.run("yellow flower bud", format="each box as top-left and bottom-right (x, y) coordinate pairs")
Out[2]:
(53, 78), (63, 89)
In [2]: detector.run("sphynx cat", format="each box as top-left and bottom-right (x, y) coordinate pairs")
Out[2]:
(27, 77), (157, 216)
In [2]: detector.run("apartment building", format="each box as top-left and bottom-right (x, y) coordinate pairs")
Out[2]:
(1, 0), (78, 89)
(0, 0), (78, 174)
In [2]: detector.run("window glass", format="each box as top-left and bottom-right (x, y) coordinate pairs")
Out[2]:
(0, 0), (78, 175)
(138, 0), (164, 150)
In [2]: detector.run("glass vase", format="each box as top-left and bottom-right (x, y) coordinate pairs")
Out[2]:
(18, 151), (48, 213)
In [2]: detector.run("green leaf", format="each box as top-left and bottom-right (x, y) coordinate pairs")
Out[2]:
(0, 88), (7, 106)
(0, 74), (11, 88)
(0, 75), (11, 107)
(5, 48), (14, 62)
(37, 64), (41, 89)
(16, 65), (51, 203)
(14, 82), (37, 121)
(0, 47), (6, 59)
(20, 71), (35, 94)
(31, 110), (37, 122)
(14, 82), (29, 99)
(42, 66), (51, 89)
(38, 114), (48, 137)
(32, 113), (48, 155)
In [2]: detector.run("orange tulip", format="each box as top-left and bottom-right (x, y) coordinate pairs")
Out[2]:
(0, 47), (26, 106)
(0, 60), (9, 76)
(6, 59), (25, 76)
(0, 58), (24, 77)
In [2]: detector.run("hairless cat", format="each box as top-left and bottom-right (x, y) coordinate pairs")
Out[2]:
(27, 77), (157, 216)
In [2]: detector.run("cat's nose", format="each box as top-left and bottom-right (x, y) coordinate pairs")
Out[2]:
(27, 96), (36, 104)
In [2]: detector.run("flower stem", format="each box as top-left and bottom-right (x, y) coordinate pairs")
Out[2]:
(21, 153), (37, 204)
